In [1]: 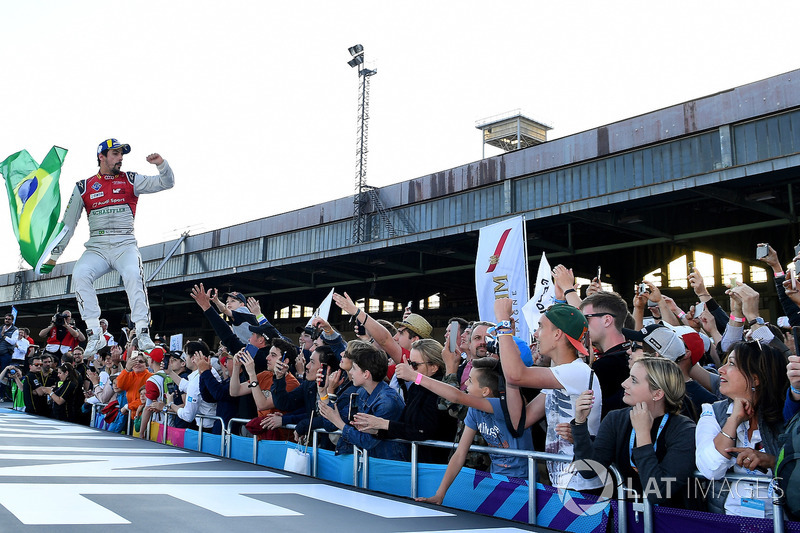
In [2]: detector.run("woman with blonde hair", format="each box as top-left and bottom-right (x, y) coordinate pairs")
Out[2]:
(571, 357), (697, 505)
(352, 338), (457, 463)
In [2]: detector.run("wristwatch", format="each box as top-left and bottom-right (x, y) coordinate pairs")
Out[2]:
(497, 320), (512, 329)
(247, 380), (259, 388)
(748, 317), (766, 327)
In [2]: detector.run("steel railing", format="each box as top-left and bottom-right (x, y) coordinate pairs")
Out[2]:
(89, 410), (791, 533)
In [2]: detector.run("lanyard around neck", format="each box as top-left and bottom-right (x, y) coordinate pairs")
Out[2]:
(629, 413), (669, 470)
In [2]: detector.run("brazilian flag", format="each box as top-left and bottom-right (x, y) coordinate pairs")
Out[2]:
(0, 146), (67, 272)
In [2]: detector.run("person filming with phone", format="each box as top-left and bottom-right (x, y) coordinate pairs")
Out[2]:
(317, 341), (405, 460)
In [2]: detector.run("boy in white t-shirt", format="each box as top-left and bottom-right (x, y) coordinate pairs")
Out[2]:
(494, 298), (603, 490)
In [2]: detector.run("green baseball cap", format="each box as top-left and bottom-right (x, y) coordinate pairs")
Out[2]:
(544, 303), (589, 355)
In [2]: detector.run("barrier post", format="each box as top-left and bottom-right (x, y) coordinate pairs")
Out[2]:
(352, 445), (360, 487)
(607, 464), (627, 533)
(642, 493), (653, 533)
(312, 429), (319, 477)
(410, 441), (418, 499)
(89, 403), (106, 428)
(772, 478), (786, 533)
(527, 456), (536, 525)
(194, 415), (225, 456)
(362, 447), (369, 489)
(162, 411), (172, 444)
(224, 418), (255, 460)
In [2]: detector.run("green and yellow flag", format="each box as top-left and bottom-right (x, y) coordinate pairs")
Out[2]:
(0, 146), (67, 272)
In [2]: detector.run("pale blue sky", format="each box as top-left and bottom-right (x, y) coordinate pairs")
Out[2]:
(1, 0), (798, 274)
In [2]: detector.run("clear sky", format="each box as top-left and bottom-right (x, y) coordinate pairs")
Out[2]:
(1, 0), (798, 276)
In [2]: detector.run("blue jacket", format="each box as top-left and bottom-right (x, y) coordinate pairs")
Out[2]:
(271, 376), (316, 426)
(298, 380), (358, 440)
(338, 381), (406, 460)
(199, 370), (237, 434)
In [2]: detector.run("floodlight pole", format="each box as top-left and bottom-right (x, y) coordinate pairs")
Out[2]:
(350, 46), (377, 244)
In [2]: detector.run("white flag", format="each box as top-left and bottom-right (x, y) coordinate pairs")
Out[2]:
(521, 252), (556, 333)
(305, 288), (335, 327)
(475, 216), (530, 341)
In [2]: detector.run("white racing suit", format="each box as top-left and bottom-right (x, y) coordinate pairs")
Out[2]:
(47, 161), (174, 334)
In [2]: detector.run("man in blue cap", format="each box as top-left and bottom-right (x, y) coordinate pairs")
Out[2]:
(41, 139), (175, 356)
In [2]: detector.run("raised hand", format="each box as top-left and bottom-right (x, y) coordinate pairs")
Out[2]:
(246, 297), (262, 316)
(190, 283), (213, 310)
(394, 355), (417, 382)
(574, 390), (594, 424)
(332, 292), (359, 316)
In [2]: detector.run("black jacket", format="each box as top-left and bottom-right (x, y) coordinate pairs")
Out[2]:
(378, 369), (458, 464)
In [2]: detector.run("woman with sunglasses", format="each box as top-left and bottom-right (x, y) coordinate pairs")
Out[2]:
(42, 363), (83, 423)
(696, 340), (789, 518)
(352, 338), (458, 463)
(572, 357), (697, 505)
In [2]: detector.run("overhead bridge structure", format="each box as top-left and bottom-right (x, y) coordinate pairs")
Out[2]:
(3, 70), (800, 338)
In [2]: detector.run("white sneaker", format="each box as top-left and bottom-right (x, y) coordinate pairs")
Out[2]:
(137, 327), (155, 352)
(84, 330), (107, 359)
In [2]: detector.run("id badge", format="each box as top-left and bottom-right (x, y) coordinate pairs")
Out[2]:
(741, 498), (766, 518)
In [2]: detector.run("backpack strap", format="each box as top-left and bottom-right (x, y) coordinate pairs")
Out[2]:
(496, 372), (527, 438)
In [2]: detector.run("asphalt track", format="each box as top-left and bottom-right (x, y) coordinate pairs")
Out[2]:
(0, 407), (545, 532)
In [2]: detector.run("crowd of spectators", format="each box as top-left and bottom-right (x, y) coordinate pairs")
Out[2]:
(2, 241), (800, 522)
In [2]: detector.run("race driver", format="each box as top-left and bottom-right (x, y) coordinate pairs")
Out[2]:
(41, 138), (175, 357)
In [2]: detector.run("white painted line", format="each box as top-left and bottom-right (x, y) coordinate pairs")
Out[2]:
(269, 484), (454, 518)
(0, 433), (127, 440)
(0, 454), (287, 479)
(0, 445), (187, 453)
(0, 483), (452, 524)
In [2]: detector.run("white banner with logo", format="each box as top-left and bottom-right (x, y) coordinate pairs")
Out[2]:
(475, 216), (530, 341)
(521, 252), (556, 333)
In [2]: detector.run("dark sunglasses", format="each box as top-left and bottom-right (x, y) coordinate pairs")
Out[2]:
(408, 360), (427, 370)
(584, 312), (617, 318)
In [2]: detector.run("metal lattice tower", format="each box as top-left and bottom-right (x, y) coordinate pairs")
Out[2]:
(348, 44), (378, 244)
(12, 255), (25, 301)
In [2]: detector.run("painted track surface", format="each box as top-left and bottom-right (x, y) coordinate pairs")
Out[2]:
(0, 408), (542, 532)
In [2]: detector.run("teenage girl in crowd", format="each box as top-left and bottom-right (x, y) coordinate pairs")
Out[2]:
(572, 357), (697, 505)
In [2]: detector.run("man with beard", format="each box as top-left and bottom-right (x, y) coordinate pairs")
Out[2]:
(41, 139), (175, 356)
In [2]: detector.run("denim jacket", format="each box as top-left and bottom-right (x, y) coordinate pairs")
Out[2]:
(338, 380), (406, 460)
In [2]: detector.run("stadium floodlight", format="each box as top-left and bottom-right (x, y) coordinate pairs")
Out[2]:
(347, 55), (364, 68)
(348, 44), (364, 57)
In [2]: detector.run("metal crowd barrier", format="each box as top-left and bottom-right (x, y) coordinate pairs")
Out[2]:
(225, 418), (258, 463)
(88, 402), (106, 428)
(405, 438), (625, 530)
(637, 471), (787, 533)
(194, 414), (225, 456)
(87, 410), (792, 533)
(88, 401), (133, 434)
